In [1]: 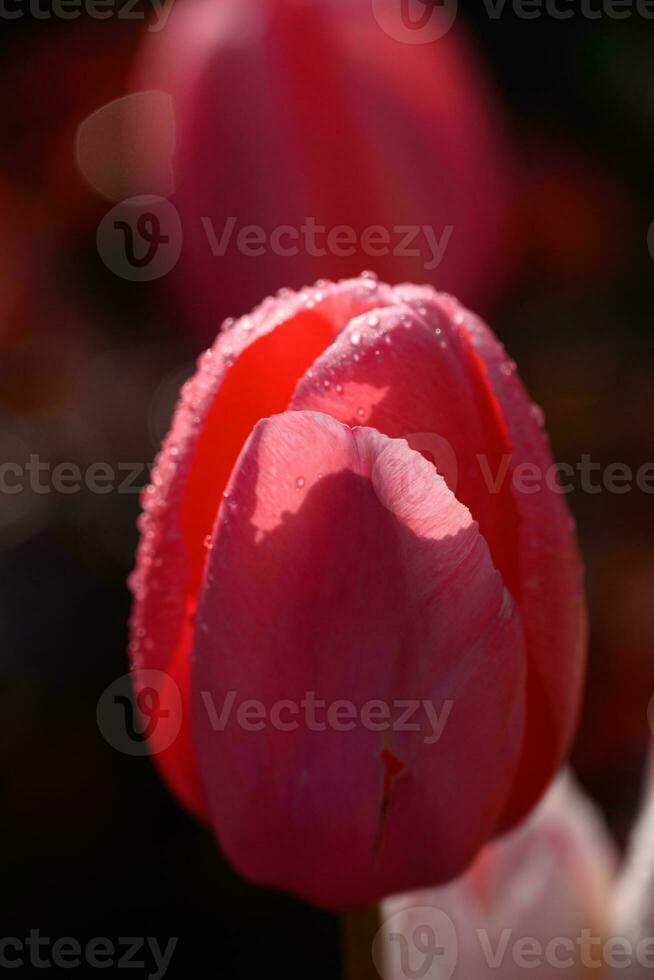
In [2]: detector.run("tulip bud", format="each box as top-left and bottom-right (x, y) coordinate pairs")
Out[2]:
(129, 277), (586, 907)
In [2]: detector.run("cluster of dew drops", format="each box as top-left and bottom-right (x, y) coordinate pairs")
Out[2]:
(130, 273), (516, 611)
(129, 274), (383, 599)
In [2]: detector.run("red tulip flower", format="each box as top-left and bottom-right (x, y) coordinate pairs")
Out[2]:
(133, 0), (516, 342)
(129, 276), (586, 908)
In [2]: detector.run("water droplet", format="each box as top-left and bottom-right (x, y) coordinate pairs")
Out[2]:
(203, 534), (212, 549)
(335, 384), (343, 394)
(351, 331), (361, 345)
(296, 477), (306, 489)
(356, 407), (365, 418)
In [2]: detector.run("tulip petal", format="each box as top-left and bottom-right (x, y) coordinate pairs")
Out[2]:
(128, 277), (395, 816)
(291, 302), (521, 601)
(394, 286), (586, 828)
(192, 410), (525, 907)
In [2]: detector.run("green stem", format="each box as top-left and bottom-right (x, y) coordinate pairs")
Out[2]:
(340, 905), (381, 980)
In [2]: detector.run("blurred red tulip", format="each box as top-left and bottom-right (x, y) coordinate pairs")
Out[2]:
(129, 276), (585, 907)
(132, 0), (516, 342)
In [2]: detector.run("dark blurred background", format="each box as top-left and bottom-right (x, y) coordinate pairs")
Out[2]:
(0, 1), (653, 975)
